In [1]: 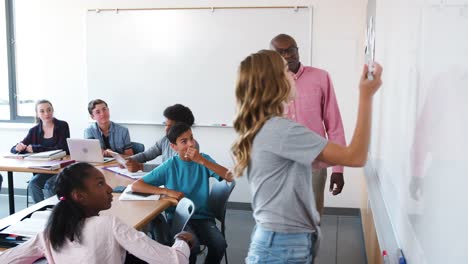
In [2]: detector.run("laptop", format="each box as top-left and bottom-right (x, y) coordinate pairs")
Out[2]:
(67, 138), (115, 164)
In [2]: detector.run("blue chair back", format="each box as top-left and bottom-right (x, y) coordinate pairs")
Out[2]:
(208, 180), (236, 224)
(170, 197), (195, 237)
(131, 142), (145, 154)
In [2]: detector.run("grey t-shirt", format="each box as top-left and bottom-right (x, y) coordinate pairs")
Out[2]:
(246, 117), (327, 233)
(130, 136), (175, 164)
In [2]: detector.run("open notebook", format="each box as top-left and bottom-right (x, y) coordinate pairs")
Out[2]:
(0, 209), (52, 238)
(119, 185), (160, 201)
(104, 166), (146, 179)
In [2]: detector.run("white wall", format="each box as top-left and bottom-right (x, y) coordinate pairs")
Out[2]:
(1, 0), (367, 208)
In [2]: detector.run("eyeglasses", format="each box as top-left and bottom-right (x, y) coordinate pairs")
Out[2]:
(275, 46), (298, 55)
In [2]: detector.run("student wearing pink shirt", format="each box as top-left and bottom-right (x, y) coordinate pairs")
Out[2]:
(271, 34), (347, 216)
(0, 163), (193, 264)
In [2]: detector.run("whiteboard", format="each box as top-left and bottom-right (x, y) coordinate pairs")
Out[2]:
(366, 1), (468, 264)
(86, 7), (312, 125)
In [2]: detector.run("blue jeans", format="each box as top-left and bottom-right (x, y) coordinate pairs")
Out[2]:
(246, 225), (318, 264)
(29, 173), (57, 203)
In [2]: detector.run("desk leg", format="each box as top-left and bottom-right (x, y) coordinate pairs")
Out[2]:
(8, 171), (15, 215)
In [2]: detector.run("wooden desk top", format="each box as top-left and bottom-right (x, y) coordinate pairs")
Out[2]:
(0, 156), (62, 174)
(0, 156), (121, 175)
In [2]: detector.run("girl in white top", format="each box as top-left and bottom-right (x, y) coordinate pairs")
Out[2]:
(231, 50), (382, 263)
(0, 163), (193, 264)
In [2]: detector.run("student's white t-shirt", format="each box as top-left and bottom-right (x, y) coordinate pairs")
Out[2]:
(0, 215), (190, 264)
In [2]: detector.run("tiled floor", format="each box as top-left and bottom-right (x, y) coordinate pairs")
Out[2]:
(0, 194), (367, 264)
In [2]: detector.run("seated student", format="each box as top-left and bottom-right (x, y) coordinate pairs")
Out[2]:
(10, 99), (70, 203)
(132, 123), (233, 264)
(84, 99), (134, 157)
(126, 104), (198, 172)
(0, 162), (193, 264)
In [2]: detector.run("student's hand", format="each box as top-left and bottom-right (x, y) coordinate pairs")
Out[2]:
(102, 149), (113, 157)
(126, 159), (143, 172)
(174, 231), (195, 249)
(185, 147), (203, 163)
(166, 190), (185, 201)
(224, 170), (234, 182)
(15, 142), (27, 152)
(359, 63), (383, 98)
(329, 172), (345, 195)
(26, 145), (34, 153)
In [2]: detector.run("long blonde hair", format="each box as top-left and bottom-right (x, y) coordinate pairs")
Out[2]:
(232, 50), (292, 176)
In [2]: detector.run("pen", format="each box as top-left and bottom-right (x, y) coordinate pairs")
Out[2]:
(399, 249), (407, 264)
(211, 124), (227, 127)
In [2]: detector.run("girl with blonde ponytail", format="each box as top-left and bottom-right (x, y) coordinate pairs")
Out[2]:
(232, 50), (383, 263)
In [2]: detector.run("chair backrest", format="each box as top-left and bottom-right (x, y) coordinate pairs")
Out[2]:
(170, 197), (195, 237)
(131, 142), (145, 154)
(208, 180), (236, 223)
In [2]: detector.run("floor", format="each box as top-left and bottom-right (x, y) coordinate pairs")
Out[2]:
(0, 194), (367, 264)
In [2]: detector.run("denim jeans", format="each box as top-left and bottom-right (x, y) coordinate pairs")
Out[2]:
(43, 175), (58, 199)
(29, 173), (57, 203)
(246, 225), (318, 264)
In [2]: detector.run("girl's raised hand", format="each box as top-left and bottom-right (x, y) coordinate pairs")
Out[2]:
(359, 63), (383, 98)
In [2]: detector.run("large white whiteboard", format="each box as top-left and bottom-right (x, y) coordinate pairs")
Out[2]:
(86, 7), (312, 125)
(366, 1), (468, 264)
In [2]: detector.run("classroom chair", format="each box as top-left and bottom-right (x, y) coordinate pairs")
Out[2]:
(131, 142), (145, 154)
(170, 197), (196, 238)
(200, 180), (236, 264)
(26, 181), (31, 207)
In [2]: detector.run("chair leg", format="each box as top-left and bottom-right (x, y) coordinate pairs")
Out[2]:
(224, 251), (228, 264)
(26, 181), (29, 207)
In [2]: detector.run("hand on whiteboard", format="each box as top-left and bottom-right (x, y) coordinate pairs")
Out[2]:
(329, 172), (345, 195)
(359, 62), (383, 97)
(409, 177), (423, 201)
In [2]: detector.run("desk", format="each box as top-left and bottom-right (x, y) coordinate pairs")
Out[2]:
(0, 168), (175, 251)
(0, 157), (61, 214)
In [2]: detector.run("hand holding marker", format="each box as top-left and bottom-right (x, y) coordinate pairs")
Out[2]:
(366, 16), (376, 80)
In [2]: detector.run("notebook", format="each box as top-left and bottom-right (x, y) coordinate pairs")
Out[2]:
(119, 185), (160, 201)
(24, 149), (66, 161)
(67, 139), (114, 164)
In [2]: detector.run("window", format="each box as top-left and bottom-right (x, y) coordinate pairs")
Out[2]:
(1, 0), (35, 122)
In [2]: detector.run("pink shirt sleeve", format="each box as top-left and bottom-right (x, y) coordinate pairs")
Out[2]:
(322, 73), (346, 173)
(112, 216), (190, 264)
(0, 233), (46, 264)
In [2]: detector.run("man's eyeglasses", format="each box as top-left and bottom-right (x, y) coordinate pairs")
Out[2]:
(275, 46), (298, 55)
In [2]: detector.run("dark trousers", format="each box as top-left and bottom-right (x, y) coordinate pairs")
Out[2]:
(151, 216), (227, 264)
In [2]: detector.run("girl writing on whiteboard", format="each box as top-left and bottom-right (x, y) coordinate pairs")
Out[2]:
(231, 50), (382, 263)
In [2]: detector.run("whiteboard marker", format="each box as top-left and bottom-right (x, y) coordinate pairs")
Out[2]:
(382, 250), (390, 264)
